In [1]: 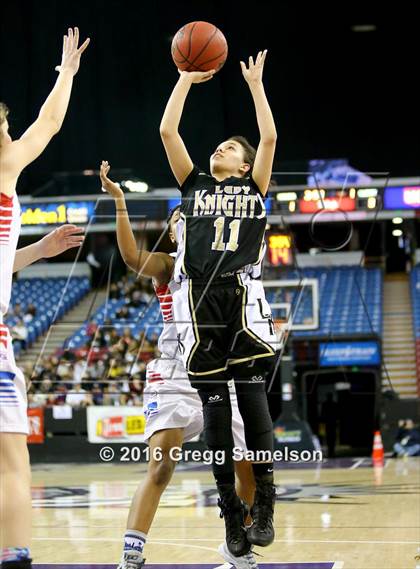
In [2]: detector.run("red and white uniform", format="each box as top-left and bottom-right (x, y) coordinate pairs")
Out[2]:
(0, 192), (28, 434)
(143, 270), (247, 450)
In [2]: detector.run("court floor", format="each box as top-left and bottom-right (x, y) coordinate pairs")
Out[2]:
(30, 457), (419, 569)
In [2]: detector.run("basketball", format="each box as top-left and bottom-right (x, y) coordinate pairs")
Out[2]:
(171, 21), (228, 72)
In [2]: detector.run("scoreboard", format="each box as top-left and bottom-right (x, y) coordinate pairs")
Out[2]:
(273, 185), (420, 215)
(274, 187), (379, 215)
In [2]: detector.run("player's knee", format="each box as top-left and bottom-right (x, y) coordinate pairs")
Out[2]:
(149, 454), (176, 487)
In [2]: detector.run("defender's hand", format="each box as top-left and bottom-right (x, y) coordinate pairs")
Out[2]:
(100, 161), (124, 198)
(55, 27), (90, 76)
(39, 225), (84, 257)
(240, 50), (267, 85)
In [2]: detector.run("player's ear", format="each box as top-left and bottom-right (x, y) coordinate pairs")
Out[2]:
(240, 162), (251, 175)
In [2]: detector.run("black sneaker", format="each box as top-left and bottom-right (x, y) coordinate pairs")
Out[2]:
(218, 489), (250, 557)
(247, 482), (276, 547)
(2, 561), (33, 569)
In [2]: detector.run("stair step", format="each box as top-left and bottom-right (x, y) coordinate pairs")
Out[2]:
(383, 357), (416, 364)
(16, 289), (107, 365)
(383, 347), (415, 352)
(383, 363), (416, 370)
(381, 377), (417, 384)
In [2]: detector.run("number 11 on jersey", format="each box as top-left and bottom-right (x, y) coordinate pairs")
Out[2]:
(211, 217), (240, 252)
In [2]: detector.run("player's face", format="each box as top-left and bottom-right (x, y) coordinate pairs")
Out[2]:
(0, 120), (12, 145)
(210, 139), (250, 177)
(169, 209), (181, 244)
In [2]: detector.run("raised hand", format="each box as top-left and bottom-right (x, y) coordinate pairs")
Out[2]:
(55, 27), (90, 76)
(39, 225), (84, 257)
(240, 50), (267, 85)
(100, 161), (124, 198)
(179, 69), (216, 84)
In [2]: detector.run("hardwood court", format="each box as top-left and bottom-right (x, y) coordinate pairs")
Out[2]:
(31, 458), (419, 568)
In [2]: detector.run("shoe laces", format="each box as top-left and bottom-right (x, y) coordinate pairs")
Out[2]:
(119, 554), (145, 569)
(241, 549), (260, 569)
(253, 483), (276, 526)
(218, 497), (245, 544)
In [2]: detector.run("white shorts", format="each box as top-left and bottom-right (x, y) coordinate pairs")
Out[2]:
(0, 325), (29, 434)
(143, 357), (247, 452)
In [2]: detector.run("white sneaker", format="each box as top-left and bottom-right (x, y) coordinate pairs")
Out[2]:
(218, 541), (259, 568)
(117, 550), (145, 569)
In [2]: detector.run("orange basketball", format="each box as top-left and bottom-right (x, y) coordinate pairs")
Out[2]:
(171, 21), (228, 72)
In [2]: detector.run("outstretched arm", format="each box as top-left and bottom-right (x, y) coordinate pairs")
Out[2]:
(100, 162), (173, 284)
(13, 225), (84, 272)
(4, 28), (90, 176)
(160, 70), (215, 186)
(241, 51), (277, 196)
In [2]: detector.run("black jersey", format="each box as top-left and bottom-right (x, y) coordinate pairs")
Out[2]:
(173, 166), (267, 281)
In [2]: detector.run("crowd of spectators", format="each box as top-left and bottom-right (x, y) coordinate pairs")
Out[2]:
(26, 277), (159, 408)
(10, 302), (37, 351)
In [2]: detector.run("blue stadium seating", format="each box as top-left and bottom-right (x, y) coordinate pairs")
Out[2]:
(66, 296), (162, 349)
(277, 266), (383, 337)
(67, 267), (383, 349)
(6, 277), (91, 355)
(410, 266), (420, 338)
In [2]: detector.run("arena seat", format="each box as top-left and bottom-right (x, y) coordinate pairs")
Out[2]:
(411, 266), (420, 339)
(266, 266), (383, 337)
(67, 267), (383, 349)
(6, 277), (91, 354)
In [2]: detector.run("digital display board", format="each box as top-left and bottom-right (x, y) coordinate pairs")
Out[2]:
(275, 187), (378, 215)
(383, 186), (420, 210)
(319, 341), (380, 367)
(267, 234), (293, 266)
(21, 202), (96, 225)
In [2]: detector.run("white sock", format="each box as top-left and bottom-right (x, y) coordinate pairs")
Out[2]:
(123, 530), (147, 556)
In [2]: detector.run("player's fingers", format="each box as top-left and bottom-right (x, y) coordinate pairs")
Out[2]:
(66, 239), (84, 248)
(63, 226), (84, 235)
(261, 49), (268, 64)
(77, 38), (90, 55)
(63, 35), (67, 53)
(74, 27), (79, 47)
(248, 55), (254, 68)
(60, 224), (78, 232)
(68, 28), (73, 48)
(200, 70), (215, 82)
(240, 61), (246, 73)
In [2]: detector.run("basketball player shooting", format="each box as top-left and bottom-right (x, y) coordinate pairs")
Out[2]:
(0, 28), (89, 569)
(160, 50), (278, 557)
(100, 161), (259, 569)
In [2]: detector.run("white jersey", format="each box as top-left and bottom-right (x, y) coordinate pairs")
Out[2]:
(152, 264), (181, 361)
(249, 239), (266, 280)
(0, 193), (28, 434)
(0, 193), (21, 323)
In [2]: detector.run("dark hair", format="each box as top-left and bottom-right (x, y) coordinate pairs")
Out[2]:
(166, 204), (181, 225)
(229, 135), (257, 172)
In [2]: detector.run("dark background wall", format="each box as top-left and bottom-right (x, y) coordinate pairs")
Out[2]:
(1, 1), (418, 195)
